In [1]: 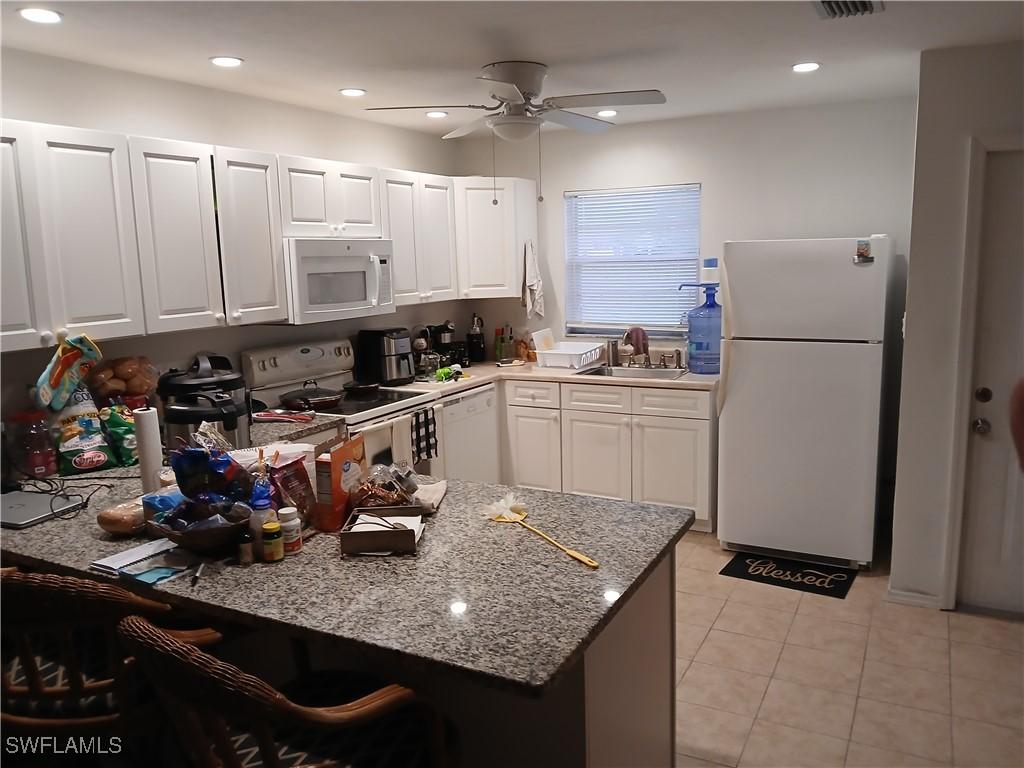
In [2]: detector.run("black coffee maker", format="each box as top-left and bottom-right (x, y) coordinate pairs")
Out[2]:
(428, 321), (456, 362)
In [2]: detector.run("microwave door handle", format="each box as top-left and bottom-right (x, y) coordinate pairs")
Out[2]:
(369, 254), (381, 307)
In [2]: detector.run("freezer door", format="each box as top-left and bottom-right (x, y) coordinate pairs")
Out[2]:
(717, 339), (883, 563)
(722, 236), (889, 342)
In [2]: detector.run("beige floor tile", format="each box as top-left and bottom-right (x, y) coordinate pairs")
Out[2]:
(726, 578), (803, 613)
(686, 546), (735, 573)
(799, 591), (875, 627)
(676, 701), (754, 767)
(678, 593), (727, 629)
(678, 661), (771, 717)
(850, 698), (952, 763)
(678, 622), (710, 659)
(867, 626), (950, 675)
(676, 539), (698, 563)
(952, 716), (1024, 767)
(694, 629), (783, 677)
(739, 720), (847, 768)
(676, 754), (728, 767)
(844, 741), (948, 767)
(949, 612), (1024, 653)
(679, 566), (738, 599)
(786, 613), (869, 659)
(774, 643), (864, 695)
(758, 678), (856, 739)
(713, 601), (794, 643)
(951, 640), (1023, 684)
(859, 659), (950, 714)
(951, 674), (1024, 731)
(871, 602), (948, 641)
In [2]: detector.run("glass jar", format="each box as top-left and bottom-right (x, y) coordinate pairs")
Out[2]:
(6, 410), (57, 479)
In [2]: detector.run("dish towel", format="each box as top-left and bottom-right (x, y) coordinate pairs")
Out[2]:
(411, 408), (438, 465)
(522, 238), (545, 319)
(359, 420), (393, 467)
(391, 415), (414, 469)
(414, 480), (447, 511)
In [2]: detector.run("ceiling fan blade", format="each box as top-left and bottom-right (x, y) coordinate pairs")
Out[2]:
(540, 109), (613, 133)
(476, 76), (525, 105)
(442, 115), (495, 140)
(366, 104), (494, 111)
(542, 89), (667, 109)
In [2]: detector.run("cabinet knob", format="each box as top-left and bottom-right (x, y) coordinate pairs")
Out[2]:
(231, 310), (242, 321)
(56, 328), (69, 341)
(39, 330), (55, 345)
(462, 289), (470, 297)
(214, 312), (225, 322)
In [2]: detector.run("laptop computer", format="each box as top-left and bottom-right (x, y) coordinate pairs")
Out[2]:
(0, 491), (82, 529)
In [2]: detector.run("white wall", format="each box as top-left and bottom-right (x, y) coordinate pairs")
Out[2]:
(889, 42), (1023, 607)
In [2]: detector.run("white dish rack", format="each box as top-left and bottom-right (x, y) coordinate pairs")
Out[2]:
(535, 341), (604, 369)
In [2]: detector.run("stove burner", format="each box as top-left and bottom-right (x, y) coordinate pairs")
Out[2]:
(316, 389), (424, 417)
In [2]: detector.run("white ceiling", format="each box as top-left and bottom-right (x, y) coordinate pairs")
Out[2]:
(3, 1), (1021, 134)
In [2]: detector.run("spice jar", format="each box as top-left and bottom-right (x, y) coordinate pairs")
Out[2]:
(262, 520), (284, 563)
(278, 506), (302, 556)
(237, 531), (254, 566)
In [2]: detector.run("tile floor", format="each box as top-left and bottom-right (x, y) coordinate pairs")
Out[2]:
(674, 532), (1024, 768)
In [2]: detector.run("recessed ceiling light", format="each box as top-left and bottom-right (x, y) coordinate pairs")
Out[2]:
(339, 88), (367, 97)
(210, 56), (244, 68)
(792, 62), (821, 73)
(426, 111), (448, 119)
(597, 110), (617, 118)
(18, 7), (63, 23)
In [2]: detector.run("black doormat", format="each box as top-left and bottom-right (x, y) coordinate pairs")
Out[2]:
(719, 552), (858, 599)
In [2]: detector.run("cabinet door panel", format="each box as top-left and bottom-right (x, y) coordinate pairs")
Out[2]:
(506, 405), (561, 491)
(417, 174), (458, 302)
(278, 155), (334, 237)
(562, 410), (632, 501)
(35, 124), (144, 340)
(130, 137), (223, 333)
(379, 169), (420, 305)
(214, 147), (287, 324)
(1, 120), (52, 351)
(336, 162), (381, 238)
(633, 416), (709, 521)
(454, 177), (518, 298)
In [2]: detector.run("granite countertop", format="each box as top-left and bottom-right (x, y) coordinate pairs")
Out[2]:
(250, 412), (346, 446)
(2, 474), (692, 694)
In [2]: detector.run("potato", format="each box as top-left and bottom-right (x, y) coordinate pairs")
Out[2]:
(90, 367), (114, 383)
(125, 374), (150, 395)
(112, 358), (140, 381)
(97, 501), (145, 535)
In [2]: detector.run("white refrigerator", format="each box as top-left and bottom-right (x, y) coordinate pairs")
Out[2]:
(717, 235), (891, 565)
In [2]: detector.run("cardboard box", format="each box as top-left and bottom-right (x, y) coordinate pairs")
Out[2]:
(313, 434), (366, 532)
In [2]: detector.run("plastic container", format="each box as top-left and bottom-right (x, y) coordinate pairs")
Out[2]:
(262, 520), (284, 563)
(249, 498), (273, 561)
(6, 410), (57, 478)
(686, 285), (722, 374)
(278, 506), (302, 555)
(534, 342), (604, 369)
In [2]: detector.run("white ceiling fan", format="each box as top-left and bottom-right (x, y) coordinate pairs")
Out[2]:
(366, 60), (667, 141)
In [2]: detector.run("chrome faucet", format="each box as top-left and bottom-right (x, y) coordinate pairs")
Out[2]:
(673, 349), (684, 369)
(642, 353), (652, 369)
(659, 353), (670, 369)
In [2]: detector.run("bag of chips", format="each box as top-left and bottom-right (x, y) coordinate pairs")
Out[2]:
(99, 404), (138, 466)
(55, 384), (117, 475)
(36, 335), (102, 412)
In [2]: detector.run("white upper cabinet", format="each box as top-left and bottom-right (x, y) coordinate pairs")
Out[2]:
(214, 146), (288, 325)
(33, 123), (145, 341)
(379, 168), (421, 304)
(562, 409), (633, 501)
(335, 161), (382, 238)
(129, 137), (224, 334)
(1, 119), (53, 352)
(454, 176), (536, 299)
(416, 173), (458, 302)
(278, 154), (335, 238)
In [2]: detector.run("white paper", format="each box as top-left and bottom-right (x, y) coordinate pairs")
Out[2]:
(134, 406), (163, 493)
(91, 538), (177, 575)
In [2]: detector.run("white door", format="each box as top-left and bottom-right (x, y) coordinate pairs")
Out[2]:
(633, 415), (709, 523)
(33, 123), (145, 341)
(214, 146), (288, 325)
(506, 405), (561, 491)
(129, 137), (224, 334)
(562, 410), (632, 501)
(278, 154), (336, 238)
(723, 235), (890, 342)
(1, 119), (54, 351)
(718, 339), (883, 563)
(957, 150), (1023, 613)
(379, 168), (421, 305)
(417, 173), (459, 302)
(454, 176), (519, 299)
(335, 161), (382, 238)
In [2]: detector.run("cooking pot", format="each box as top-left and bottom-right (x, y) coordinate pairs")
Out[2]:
(279, 380), (343, 411)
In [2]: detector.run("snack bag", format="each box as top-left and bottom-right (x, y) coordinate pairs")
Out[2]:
(99, 404), (138, 466)
(55, 384), (117, 475)
(36, 335), (102, 411)
(270, 455), (316, 524)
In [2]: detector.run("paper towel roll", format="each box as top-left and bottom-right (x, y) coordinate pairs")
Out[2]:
(133, 407), (163, 493)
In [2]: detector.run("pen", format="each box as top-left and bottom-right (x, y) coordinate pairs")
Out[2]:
(190, 562), (205, 588)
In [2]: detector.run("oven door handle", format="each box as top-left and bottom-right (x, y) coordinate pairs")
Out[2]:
(369, 254), (381, 307)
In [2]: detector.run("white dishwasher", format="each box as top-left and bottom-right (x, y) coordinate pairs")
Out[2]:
(439, 383), (500, 483)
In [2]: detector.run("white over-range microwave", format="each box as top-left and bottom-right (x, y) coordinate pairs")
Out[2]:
(284, 238), (396, 324)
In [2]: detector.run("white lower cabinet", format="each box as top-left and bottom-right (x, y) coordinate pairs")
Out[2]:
(632, 415), (710, 524)
(561, 410), (632, 501)
(505, 405), (562, 491)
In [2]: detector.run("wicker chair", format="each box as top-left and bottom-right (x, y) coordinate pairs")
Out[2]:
(117, 615), (447, 768)
(1, 569), (221, 740)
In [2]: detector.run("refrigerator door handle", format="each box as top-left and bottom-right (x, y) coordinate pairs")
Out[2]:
(717, 337), (732, 416)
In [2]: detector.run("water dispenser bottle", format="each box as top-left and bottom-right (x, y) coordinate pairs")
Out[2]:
(680, 258), (722, 375)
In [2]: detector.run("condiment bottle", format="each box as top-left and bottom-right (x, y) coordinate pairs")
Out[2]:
(238, 531), (254, 566)
(262, 520), (284, 563)
(249, 499), (272, 561)
(278, 506), (302, 556)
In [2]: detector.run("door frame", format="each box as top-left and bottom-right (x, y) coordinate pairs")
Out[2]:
(941, 134), (1023, 610)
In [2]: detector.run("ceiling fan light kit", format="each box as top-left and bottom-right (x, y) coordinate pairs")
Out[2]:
(367, 60), (667, 142)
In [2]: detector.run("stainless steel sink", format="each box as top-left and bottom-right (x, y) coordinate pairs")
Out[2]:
(578, 366), (686, 380)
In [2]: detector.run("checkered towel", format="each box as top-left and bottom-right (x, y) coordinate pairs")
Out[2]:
(411, 408), (437, 464)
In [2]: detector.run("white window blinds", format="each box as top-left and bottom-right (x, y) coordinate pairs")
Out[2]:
(564, 184), (701, 334)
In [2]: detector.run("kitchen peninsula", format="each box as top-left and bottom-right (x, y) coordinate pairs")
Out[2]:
(1, 458), (692, 767)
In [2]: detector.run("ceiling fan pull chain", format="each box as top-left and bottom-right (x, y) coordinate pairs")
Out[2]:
(536, 128), (544, 203)
(491, 131), (498, 205)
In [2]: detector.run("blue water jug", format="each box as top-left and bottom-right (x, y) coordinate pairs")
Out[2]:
(680, 258), (722, 374)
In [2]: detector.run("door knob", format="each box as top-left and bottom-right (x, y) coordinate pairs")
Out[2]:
(971, 418), (992, 435)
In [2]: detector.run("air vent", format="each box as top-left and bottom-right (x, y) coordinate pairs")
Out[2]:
(815, 1), (885, 19)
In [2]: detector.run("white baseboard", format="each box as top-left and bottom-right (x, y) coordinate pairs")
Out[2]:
(885, 588), (946, 610)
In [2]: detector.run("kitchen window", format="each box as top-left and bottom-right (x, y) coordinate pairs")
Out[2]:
(564, 184), (701, 335)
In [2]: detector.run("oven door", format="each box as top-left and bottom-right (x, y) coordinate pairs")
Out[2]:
(285, 239), (393, 323)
